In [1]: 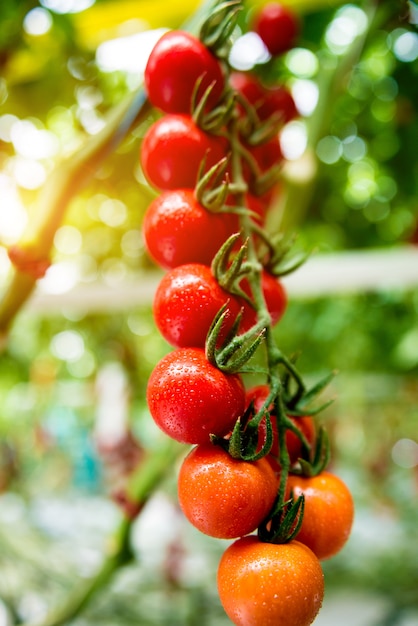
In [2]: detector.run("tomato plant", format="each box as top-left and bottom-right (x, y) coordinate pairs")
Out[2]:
(177, 443), (278, 539)
(141, 114), (226, 190)
(146, 347), (246, 444)
(145, 30), (225, 114)
(217, 535), (324, 626)
(153, 263), (242, 348)
(143, 189), (236, 269)
(286, 471), (355, 560)
(252, 2), (300, 56)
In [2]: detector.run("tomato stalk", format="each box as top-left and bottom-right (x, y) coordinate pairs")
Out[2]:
(223, 99), (305, 531)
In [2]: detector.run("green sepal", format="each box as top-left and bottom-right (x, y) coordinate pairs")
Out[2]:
(257, 232), (311, 279)
(195, 155), (231, 212)
(199, 0), (242, 59)
(297, 371), (336, 409)
(293, 425), (331, 477)
(284, 369), (336, 417)
(251, 162), (283, 196)
(192, 76), (237, 132)
(211, 233), (256, 301)
(213, 404), (273, 462)
(258, 494), (305, 544)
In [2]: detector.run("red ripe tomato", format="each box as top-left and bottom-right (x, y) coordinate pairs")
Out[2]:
(177, 443), (278, 539)
(143, 189), (236, 270)
(245, 384), (315, 467)
(286, 472), (355, 560)
(141, 114), (227, 190)
(230, 71), (297, 124)
(239, 271), (287, 331)
(252, 3), (300, 56)
(145, 30), (225, 114)
(217, 535), (324, 626)
(146, 347), (245, 444)
(153, 263), (242, 348)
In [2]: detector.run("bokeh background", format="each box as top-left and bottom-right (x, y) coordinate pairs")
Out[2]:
(0, 0), (417, 624)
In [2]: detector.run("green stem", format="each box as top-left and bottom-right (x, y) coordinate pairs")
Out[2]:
(229, 114), (294, 512)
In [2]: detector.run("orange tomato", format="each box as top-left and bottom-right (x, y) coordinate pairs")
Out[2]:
(178, 443), (278, 539)
(286, 471), (355, 560)
(217, 535), (324, 626)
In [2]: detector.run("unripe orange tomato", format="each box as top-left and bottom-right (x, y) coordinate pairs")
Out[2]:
(286, 471), (355, 560)
(178, 443), (278, 539)
(217, 535), (324, 626)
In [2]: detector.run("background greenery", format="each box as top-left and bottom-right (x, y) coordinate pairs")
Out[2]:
(0, 0), (417, 624)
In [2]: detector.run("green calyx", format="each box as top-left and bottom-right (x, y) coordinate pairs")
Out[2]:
(293, 425), (331, 477)
(258, 493), (305, 544)
(206, 304), (267, 373)
(199, 0), (242, 59)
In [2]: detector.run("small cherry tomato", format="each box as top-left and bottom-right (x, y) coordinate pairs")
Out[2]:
(178, 443), (278, 539)
(146, 347), (245, 444)
(142, 189), (236, 269)
(145, 30), (225, 114)
(230, 71), (297, 123)
(253, 3), (300, 56)
(153, 263), (242, 348)
(239, 271), (287, 331)
(217, 535), (324, 626)
(141, 114), (226, 190)
(286, 471), (355, 560)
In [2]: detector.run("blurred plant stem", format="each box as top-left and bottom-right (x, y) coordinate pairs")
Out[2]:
(0, 0), (222, 344)
(22, 439), (182, 626)
(268, 0), (387, 237)
(0, 86), (150, 343)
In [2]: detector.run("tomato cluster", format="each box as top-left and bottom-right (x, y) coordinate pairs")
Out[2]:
(140, 4), (354, 626)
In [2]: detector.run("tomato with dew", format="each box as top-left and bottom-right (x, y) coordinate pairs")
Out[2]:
(153, 263), (241, 348)
(217, 535), (324, 626)
(178, 443), (278, 539)
(146, 347), (245, 444)
(145, 30), (224, 114)
(143, 189), (236, 269)
(141, 114), (226, 190)
(286, 471), (355, 560)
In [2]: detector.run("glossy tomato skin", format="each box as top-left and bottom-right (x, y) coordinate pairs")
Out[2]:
(286, 471), (355, 560)
(245, 384), (315, 469)
(141, 114), (226, 190)
(145, 30), (225, 114)
(153, 263), (241, 348)
(253, 3), (300, 56)
(230, 71), (297, 123)
(143, 189), (236, 270)
(178, 443), (278, 539)
(146, 347), (245, 445)
(218, 536), (324, 626)
(239, 271), (287, 331)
